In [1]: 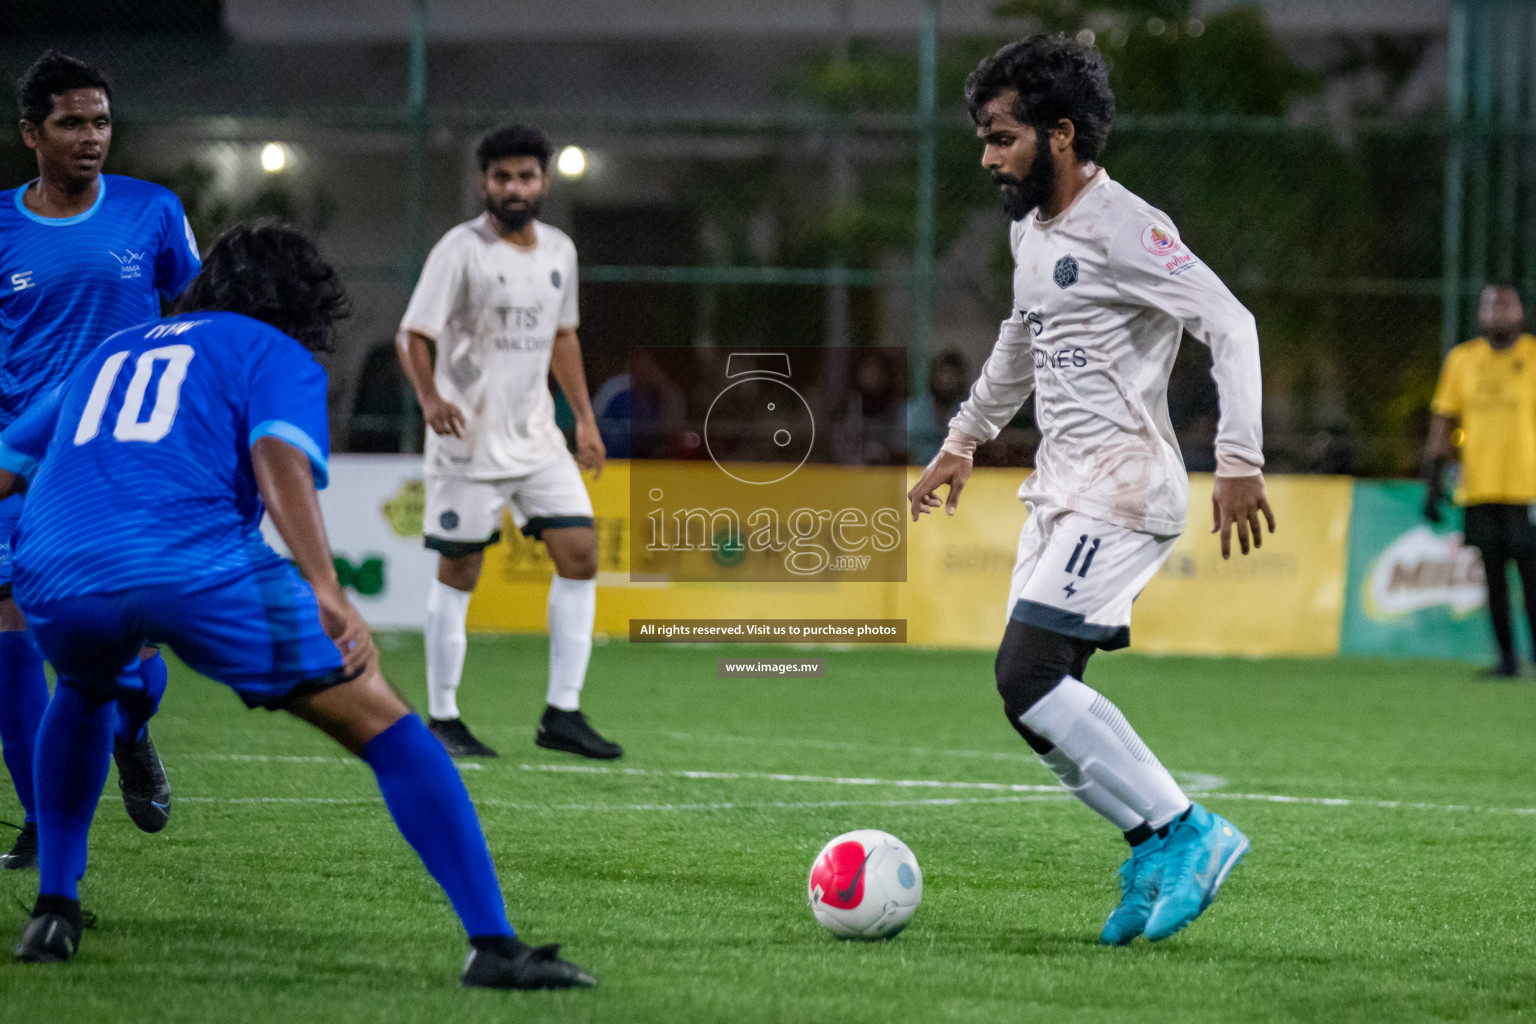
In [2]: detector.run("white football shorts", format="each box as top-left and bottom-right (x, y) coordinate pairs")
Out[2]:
(424, 454), (594, 554)
(1006, 505), (1178, 650)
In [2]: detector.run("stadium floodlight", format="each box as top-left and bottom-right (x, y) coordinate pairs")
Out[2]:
(260, 143), (288, 173)
(556, 145), (587, 179)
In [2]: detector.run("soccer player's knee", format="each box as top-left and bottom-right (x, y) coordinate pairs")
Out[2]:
(994, 620), (1085, 725)
(558, 549), (598, 580)
(546, 529), (598, 579)
(0, 597), (26, 632)
(288, 665), (413, 754)
(437, 553), (483, 592)
(55, 673), (119, 705)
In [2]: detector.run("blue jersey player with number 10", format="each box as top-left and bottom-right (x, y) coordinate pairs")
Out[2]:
(0, 223), (595, 990)
(0, 51), (202, 868)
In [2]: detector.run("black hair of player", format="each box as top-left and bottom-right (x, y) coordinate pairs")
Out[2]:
(173, 223), (351, 352)
(17, 50), (112, 126)
(476, 125), (552, 173)
(964, 34), (1115, 163)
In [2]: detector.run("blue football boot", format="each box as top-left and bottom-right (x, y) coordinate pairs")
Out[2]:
(1099, 834), (1165, 945)
(1143, 803), (1248, 942)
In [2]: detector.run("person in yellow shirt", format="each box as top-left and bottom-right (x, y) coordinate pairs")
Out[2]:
(1424, 284), (1536, 677)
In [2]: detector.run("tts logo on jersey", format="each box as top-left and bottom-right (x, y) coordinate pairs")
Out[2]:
(111, 249), (147, 281)
(9, 271), (34, 292)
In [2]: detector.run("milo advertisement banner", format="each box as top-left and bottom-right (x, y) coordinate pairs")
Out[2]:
(261, 455), (435, 629)
(1339, 481), (1504, 661)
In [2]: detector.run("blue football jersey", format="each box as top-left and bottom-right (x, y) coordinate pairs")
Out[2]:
(3, 312), (329, 605)
(0, 174), (202, 429)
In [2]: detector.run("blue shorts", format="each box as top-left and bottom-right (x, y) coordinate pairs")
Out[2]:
(25, 560), (347, 710)
(0, 493), (21, 596)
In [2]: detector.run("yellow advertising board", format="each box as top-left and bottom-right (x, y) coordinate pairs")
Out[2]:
(1131, 475), (1352, 656)
(466, 461), (900, 635)
(893, 467), (1026, 648)
(466, 461), (1351, 656)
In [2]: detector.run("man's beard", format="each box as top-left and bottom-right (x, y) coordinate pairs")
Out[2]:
(993, 140), (1056, 221)
(488, 196), (540, 231)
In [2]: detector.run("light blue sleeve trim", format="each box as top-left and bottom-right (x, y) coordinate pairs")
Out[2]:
(249, 420), (329, 490)
(0, 442), (38, 480)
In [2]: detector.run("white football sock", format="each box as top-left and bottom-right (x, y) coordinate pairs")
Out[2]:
(424, 578), (472, 721)
(1038, 746), (1145, 832)
(546, 575), (596, 712)
(1020, 676), (1189, 829)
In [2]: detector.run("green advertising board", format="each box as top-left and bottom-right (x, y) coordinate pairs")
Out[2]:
(1339, 481), (1517, 662)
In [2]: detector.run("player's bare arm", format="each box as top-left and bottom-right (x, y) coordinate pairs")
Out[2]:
(908, 447), (976, 521)
(1211, 473), (1276, 559)
(396, 327), (466, 438)
(916, 311), (1034, 525)
(550, 325), (605, 479)
(251, 435), (375, 676)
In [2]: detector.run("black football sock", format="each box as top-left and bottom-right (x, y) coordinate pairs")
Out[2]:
(1124, 823), (1156, 847)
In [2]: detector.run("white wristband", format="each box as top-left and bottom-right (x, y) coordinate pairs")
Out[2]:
(940, 429), (982, 460)
(1214, 450), (1264, 478)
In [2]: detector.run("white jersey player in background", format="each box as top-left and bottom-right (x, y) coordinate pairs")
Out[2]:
(397, 125), (621, 761)
(909, 36), (1275, 945)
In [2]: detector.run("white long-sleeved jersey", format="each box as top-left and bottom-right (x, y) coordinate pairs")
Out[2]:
(950, 169), (1263, 536)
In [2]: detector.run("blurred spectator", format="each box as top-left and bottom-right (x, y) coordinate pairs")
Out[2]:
(906, 350), (970, 465)
(1423, 284), (1536, 677)
(833, 350), (906, 465)
(592, 348), (688, 459)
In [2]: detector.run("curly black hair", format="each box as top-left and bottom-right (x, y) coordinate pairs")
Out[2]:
(475, 124), (552, 173)
(18, 50), (112, 125)
(173, 223), (350, 352)
(964, 34), (1115, 163)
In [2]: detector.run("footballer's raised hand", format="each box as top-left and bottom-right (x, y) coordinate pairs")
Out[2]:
(316, 585), (377, 677)
(908, 452), (973, 522)
(1211, 473), (1276, 559)
(575, 416), (606, 480)
(422, 393), (467, 439)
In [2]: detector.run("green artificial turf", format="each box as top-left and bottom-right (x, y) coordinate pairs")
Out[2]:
(2, 636), (1534, 1023)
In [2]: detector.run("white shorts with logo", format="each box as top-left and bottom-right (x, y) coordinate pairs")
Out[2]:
(424, 454), (594, 554)
(1006, 506), (1178, 650)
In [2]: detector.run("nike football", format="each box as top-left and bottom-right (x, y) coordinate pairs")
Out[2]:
(808, 829), (923, 939)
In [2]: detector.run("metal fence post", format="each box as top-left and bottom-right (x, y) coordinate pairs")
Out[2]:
(401, 0), (429, 454)
(1495, 0), (1521, 283)
(912, 0), (938, 404)
(1465, 0), (1492, 323)
(1525, 4), (1536, 306)
(1441, 0), (1468, 354)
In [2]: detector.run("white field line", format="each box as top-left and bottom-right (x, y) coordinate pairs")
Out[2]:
(184, 751), (1211, 791)
(519, 762), (1066, 793)
(177, 794), (1071, 813)
(179, 753), (1536, 816)
(644, 730), (1040, 763)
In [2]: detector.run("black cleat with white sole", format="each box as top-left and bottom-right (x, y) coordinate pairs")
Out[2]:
(536, 707), (621, 760)
(15, 896), (82, 963)
(462, 935), (596, 990)
(1, 820), (36, 871)
(114, 729), (171, 833)
(428, 717), (499, 758)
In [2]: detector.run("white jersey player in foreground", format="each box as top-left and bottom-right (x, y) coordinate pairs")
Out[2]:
(398, 125), (620, 761)
(909, 35), (1275, 944)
